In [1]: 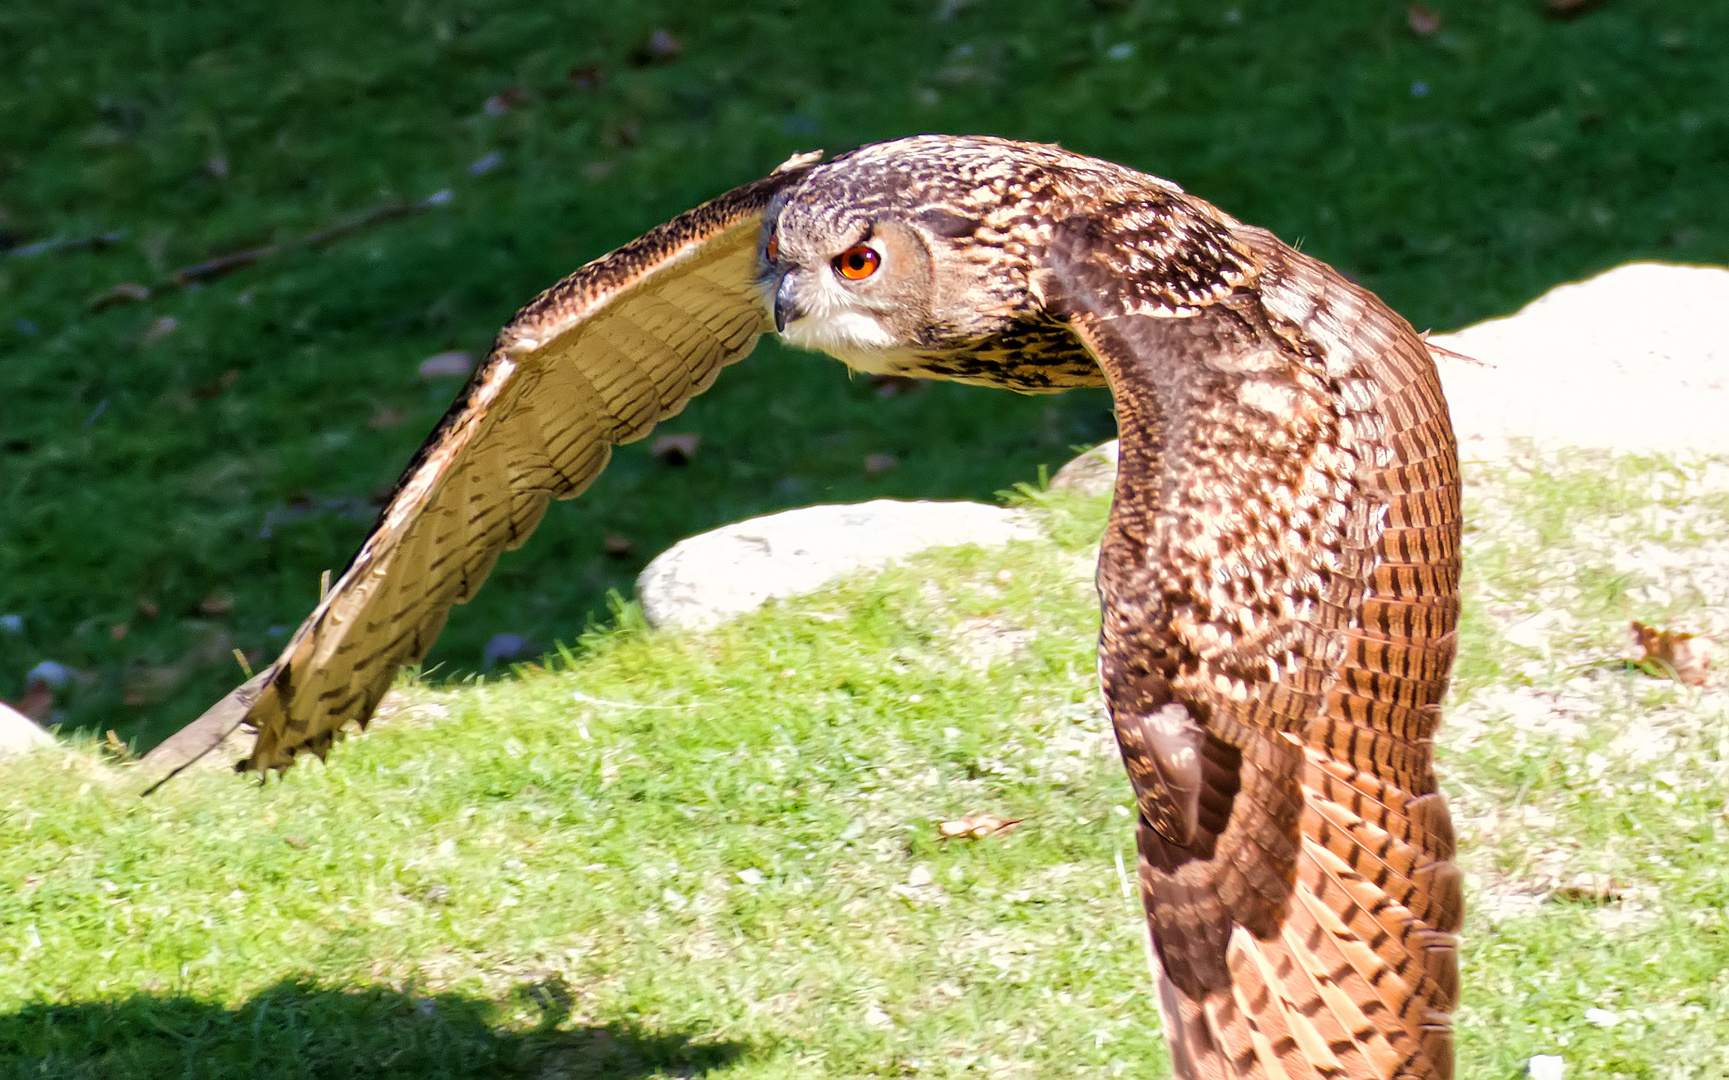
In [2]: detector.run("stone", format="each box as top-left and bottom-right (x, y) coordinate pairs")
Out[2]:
(637, 499), (1039, 630)
(1048, 439), (1119, 497)
(0, 700), (54, 756)
(1046, 262), (1729, 489)
(1429, 262), (1729, 458)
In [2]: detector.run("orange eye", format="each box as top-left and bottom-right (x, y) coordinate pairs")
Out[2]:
(834, 244), (880, 281)
(764, 232), (779, 262)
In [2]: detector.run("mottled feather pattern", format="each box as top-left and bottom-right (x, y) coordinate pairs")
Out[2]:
(185, 136), (1460, 1078)
(1049, 192), (1459, 1075)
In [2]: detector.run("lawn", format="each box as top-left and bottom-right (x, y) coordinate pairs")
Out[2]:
(5, 2), (1729, 1075)
(6, 457), (1729, 1077)
(2, 0), (1726, 747)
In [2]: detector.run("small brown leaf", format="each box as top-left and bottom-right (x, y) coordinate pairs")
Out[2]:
(283, 834), (310, 850)
(483, 87), (532, 116)
(651, 433), (700, 465)
(14, 679), (53, 722)
(938, 814), (1023, 840)
(603, 533), (634, 558)
(418, 351), (475, 380)
(1630, 620), (1714, 686)
(870, 374), (921, 398)
(190, 369), (239, 401)
(864, 453), (899, 477)
(567, 64), (603, 90)
(110, 623), (130, 642)
(102, 729), (133, 760)
(198, 594), (233, 617)
(1551, 873), (1626, 904)
(90, 281), (152, 309)
(368, 405), (407, 430)
(1406, 3), (1441, 35)
(1545, 0), (1599, 17)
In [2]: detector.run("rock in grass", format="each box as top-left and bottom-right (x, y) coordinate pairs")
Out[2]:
(0, 700), (54, 755)
(1430, 262), (1729, 458)
(1049, 440), (1119, 497)
(1052, 262), (1729, 480)
(637, 499), (1038, 630)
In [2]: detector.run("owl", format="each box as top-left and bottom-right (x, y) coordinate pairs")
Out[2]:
(152, 136), (1462, 1079)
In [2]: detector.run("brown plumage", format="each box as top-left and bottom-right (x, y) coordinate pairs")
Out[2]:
(158, 136), (1462, 1078)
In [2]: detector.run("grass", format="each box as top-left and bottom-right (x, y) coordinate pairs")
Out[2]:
(2, 0), (1728, 746)
(7, 455), (1729, 1077)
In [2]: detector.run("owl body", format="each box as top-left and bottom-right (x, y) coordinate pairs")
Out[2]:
(173, 135), (1462, 1080)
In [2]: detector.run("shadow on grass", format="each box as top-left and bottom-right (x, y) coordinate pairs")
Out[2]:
(0, 976), (747, 1079)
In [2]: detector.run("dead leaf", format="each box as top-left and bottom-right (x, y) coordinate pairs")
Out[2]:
(870, 374), (921, 398)
(191, 369), (239, 401)
(651, 433), (700, 465)
(102, 729), (133, 760)
(567, 64), (603, 89)
(938, 814), (1023, 840)
(89, 281), (152, 309)
(1630, 620), (1714, 686)
(483, 87), (532, 116)
(603, 534), (634, 558)
(1545, 0), (1599, 17)
(283, 834), (310, 850)
(1551, 872), (1626, 904)
(110, 623), (130, 642)
(368, 405), (408, 430)
(864, 453), (899, 477)
(198, 594), (233, 617)
(1407, 3), (1441, 34)
(14, 679), (53, 721)
(418, 351), (475, 380)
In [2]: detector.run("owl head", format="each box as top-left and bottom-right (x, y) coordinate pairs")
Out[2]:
(758, 135), (1085, 369)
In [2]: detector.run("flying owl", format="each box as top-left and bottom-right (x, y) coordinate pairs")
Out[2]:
(157, 136), (1463, 1079)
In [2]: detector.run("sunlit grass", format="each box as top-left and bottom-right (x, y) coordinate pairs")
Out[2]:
(3, 0), (1727, 745)
(7, 455), (1729, 1075)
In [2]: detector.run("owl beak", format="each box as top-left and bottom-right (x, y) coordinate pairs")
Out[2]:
(773, 272), (803, 333)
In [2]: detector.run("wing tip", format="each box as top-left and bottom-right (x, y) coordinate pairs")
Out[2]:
(136, 668), (274, 796)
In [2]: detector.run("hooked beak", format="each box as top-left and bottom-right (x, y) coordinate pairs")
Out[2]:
(773, 271), (802, 334)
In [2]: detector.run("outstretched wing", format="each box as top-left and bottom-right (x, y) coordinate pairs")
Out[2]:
(1048, 202), (1462, 1079)
(145, 153), (820, 789)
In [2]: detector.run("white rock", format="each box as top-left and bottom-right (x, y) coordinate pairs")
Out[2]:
(1049, 439), (1120, 497)
(1431, 262), (1729, 458)
(636, 499), (1038, 630)
(1050, 263), (1729, 483)
(1527, 1054), (1565, 1080)
(0, 700), (54, 756)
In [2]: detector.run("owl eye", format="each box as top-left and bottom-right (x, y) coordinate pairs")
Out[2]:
(764, 232), (779, 262)
(833, 244), (881, 281)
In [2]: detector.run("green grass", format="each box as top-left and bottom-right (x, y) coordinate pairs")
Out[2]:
(7, 455), (1729, 1077)
(3, 0), (1728, 746)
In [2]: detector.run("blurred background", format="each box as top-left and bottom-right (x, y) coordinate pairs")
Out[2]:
(1, 0), (1724, 749)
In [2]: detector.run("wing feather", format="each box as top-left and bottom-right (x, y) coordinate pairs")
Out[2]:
(145, 157), (820, 782)
(1050, 205), (1460, 1079)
